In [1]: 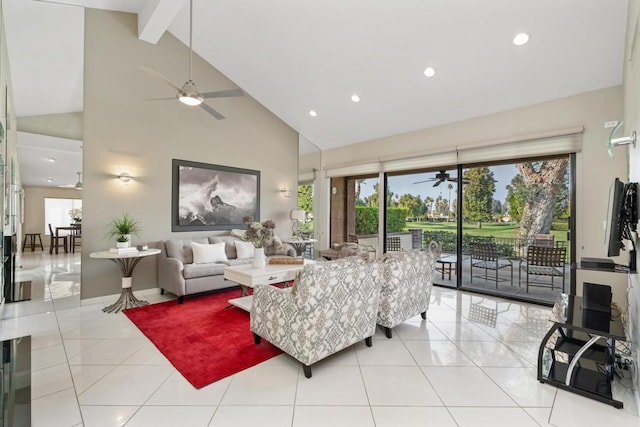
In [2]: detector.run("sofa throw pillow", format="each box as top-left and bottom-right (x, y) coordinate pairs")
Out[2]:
(235, 241), (255, 259)
(210, 235), (239, 259)
(230, 228), (246, 239)
(191, 241), (228, 264)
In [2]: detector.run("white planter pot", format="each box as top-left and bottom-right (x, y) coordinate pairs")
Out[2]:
(116, 241), (128, 249)
(252, 247), (266, 269)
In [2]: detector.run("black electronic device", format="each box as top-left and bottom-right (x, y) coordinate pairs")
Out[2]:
(582, 282), (612, 313)
(605, 178), (624, 257)
(604, 178), (638, 272)
(580, 257), (616, 271)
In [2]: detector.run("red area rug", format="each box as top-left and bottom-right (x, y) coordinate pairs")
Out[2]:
(123, 288), (282, 389)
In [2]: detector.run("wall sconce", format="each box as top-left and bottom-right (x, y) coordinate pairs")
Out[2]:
(280, 186), (292, 197)
(608, 121), (637, 158)
(118, 172), (132, 183)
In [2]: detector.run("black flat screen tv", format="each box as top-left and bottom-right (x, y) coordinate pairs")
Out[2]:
(605, 178), (624, 257)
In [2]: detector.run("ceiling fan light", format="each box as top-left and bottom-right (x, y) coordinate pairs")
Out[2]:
(178, 93), (203, 106)
(75, 171), (83, 190)
(177, 80), (204, 106)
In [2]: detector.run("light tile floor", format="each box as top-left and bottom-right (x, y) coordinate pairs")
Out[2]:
(3, 251), (639, 427)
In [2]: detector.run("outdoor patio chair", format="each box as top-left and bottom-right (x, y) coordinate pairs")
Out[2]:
(386, 236), (401, 252)
(519, 245), (566, 293)
(469, 242), (513, 288)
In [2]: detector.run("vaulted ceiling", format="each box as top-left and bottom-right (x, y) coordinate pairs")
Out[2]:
(4, 0), (629, 186)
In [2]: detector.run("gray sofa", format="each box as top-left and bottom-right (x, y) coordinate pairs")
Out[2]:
(156, 233), (296, 303)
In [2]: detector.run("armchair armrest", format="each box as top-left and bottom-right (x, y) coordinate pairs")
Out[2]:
(250, 285), (305, 357)
(157, 255), (186, 296)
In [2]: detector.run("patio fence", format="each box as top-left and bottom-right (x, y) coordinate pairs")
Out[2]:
(422, 231), (568, 260)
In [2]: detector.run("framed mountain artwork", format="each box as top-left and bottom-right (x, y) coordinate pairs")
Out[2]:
(171, 159), (260, 231)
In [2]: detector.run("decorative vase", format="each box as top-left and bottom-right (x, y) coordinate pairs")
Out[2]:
(252, 247), (266, 269)
(116, 241), (128, 249)
(123, 234), (132, 248)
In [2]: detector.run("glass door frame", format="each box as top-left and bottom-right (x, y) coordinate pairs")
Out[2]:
(449, 154), (577, 304)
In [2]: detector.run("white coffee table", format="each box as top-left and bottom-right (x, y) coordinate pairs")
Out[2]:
(224, 260), (313, 311)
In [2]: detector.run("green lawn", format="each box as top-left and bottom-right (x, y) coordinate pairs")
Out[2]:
(406, 221), (567, 242)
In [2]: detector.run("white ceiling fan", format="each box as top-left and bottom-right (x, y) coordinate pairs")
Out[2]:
(58, 171), (82, 189)
(140, 0), (244, 119)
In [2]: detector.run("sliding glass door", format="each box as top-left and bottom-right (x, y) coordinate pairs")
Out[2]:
(386, 168), (459, 287)
(336, 154), (573, 304)
(459, 158), (571, 304)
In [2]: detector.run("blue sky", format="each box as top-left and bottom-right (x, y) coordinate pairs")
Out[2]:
(359, 165), (519, 204)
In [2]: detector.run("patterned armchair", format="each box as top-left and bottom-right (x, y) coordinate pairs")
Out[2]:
(250, 257), (382, 378)
(376, 243), (440, 338)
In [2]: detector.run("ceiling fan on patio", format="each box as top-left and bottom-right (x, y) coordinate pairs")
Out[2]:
(413, 170), (467, 187)
(139, 0), (244, 119)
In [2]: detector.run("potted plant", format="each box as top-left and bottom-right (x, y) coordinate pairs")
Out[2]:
(115, 235), (129, 249)
(107, 212), (141, 247)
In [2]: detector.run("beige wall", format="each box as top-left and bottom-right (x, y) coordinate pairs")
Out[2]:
(81, 10), (298, 299)
(0, 3), (19, 242)
(623, 0), (640, 397)
(318, 86), (629, 300)
(22, 186), (81, 248)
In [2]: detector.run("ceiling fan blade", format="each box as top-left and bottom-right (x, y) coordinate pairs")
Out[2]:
(139, 66), (182, 92)
(200, 102), (225, 120)
(448, 177), (458, 182)
(413, 179), (436, 184)
(201, 88), (245, 99)
(433, 180), (444, 187)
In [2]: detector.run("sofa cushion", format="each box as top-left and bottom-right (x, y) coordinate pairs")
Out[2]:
(166, 237), (208, 264)
(183, 263), (227, 279)
(192, 241), (228, 264)
(235, 241), (255, 259)
(210, 235), (240, 259)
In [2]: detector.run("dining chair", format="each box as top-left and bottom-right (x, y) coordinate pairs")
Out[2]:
(48, 224), (68, 254)
(71, 224), (82, 253)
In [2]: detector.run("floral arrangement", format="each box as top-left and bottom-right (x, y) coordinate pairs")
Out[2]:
(68, 208), (82, 222)
(242, 216), (275, 248)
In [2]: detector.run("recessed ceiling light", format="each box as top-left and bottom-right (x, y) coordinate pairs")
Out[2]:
(513, 33), (530, 46)
(46, 178), (53, 183)
(423, 67), (436, 77)
(47, 157), (56, 162)
(351, 94), (361, 103)
(308, 110), (318, 117)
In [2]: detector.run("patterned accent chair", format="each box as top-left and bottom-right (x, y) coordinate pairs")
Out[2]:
(250, 257), (382, 378)
(376, 242), (440, 338)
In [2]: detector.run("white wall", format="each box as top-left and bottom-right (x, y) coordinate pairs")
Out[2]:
(81, 10), (298, 299)
(623, 0), (640, 402)
(319, 86), (629, 300)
